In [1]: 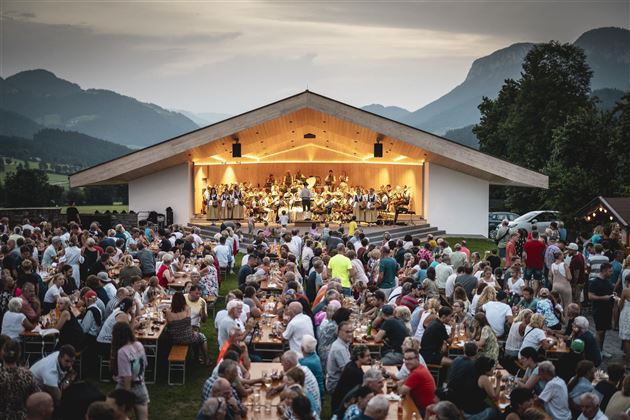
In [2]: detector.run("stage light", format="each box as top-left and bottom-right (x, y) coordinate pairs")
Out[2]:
(232, 143), (241, 158)
(374, 134), (384, 158)
(232, 136), (241, 158)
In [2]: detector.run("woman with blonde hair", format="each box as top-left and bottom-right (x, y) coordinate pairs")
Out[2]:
(550, 250), (572, 313)
(119, 255), (142, 287)
(505, 309), (533, 358)
(519, 313), (553, 352)
(394, 305), (412, 335)
(367, 248), (381, 284)
(476, 285), (497, 312)
(396, 337), (426, 380)
(413, 298), (440, 341)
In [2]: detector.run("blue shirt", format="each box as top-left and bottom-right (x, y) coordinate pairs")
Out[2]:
(300, 353), (325, 400)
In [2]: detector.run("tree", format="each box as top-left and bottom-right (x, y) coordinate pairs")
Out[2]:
(475, 41), (595, 213)
(610, 91), (630, 195)
(544, 107), (617, 217)
(3, 168), (64, 207)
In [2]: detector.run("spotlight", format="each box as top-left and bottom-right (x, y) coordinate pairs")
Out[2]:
(232, 136), (241, 158)
(374, 134), (384, 158)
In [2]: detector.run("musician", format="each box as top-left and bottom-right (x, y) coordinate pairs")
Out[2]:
(220, 189), (231, 220)
(266, 173), (275, 187)
(324, 170), (336, 189)
(353, 188), (365, 222)
(300, 183), (312, 219)
(207, 187), (219, 221)
(295, 169), (306, 183)
(365, 187), (378, 224)
(283, 171), (293, 188)
(232, 185), (245, 220)
(201, 188), (209, 215)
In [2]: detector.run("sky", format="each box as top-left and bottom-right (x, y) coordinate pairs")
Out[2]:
(1, 0), (628, 115)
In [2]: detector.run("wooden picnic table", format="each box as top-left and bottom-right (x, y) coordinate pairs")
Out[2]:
(259, 279), (283, 293)
(168, 272), (191, 290)
(137, 302), (169, 383)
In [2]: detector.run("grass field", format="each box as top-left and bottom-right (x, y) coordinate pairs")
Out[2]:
(443, 236), (496, 257)
(0, 157), (70, 189)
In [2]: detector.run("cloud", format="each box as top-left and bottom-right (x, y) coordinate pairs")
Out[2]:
(1, 0), (627, 114)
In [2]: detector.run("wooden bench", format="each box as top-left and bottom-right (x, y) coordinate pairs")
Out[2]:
(427, 363), (442, 385)
(168, 345), (188, 385)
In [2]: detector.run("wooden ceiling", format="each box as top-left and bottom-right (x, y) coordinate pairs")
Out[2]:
(190, 108), (426, 165)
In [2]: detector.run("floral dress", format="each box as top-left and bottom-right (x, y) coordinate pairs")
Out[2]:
(200, 267), (218, 297)
(0, 366), (40, 420)
(479, 325), (499, 361)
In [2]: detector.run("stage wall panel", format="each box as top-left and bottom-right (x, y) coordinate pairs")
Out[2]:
(194, 163), (423, 216)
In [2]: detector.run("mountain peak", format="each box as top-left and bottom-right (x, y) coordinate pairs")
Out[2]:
(5, 69), (81, 96)
(361, 104), (411, 121)
(575, 27), (630, 45)
(464, 42), (534, 83)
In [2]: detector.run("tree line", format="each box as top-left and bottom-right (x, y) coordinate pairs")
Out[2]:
(474, 41), (630, 222)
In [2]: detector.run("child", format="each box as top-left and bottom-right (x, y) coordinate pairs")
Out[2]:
(279, 210), (289, 228)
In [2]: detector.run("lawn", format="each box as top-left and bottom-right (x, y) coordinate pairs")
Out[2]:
(91, 254), (241, 419)
(443, 236), (496, 257)
(0, 157), (70, 189)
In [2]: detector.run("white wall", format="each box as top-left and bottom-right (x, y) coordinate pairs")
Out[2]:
(425, 163), (489, 236)
(129, 163), (192, 225)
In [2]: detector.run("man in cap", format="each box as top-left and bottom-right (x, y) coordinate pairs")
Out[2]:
(97, 272), (117, 302)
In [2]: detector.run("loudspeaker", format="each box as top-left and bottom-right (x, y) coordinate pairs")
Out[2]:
(373, 143), (383, 158)
(232, 143), (241, 157)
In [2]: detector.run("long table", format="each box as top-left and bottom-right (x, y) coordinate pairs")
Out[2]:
(242, 363), (423, 419)
(366, 365), (424, 420)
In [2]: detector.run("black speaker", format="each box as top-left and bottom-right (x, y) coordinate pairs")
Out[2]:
(232, 143), (241, 157)
(373, 143), (383, 158)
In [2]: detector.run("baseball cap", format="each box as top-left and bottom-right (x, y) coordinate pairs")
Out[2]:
(84, 290), (97, 299)
(571, 339), (585, 353)
(382, 304), (394, 316)
(568, 243), (579, 251)
(97, 272), (112, 283)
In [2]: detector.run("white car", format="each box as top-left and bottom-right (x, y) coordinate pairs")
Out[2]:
(507, 210), (559, 233)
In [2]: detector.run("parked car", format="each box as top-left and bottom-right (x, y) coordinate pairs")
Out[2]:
(488, 212), (519, 238)
(506, 210), (559, 234)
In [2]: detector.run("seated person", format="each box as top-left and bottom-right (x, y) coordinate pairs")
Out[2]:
(420, 306), (454, 367)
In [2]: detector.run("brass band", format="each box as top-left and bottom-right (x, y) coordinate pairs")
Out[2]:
(200, 170), (412, 224)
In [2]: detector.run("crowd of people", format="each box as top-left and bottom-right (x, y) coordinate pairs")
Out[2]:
(0, 214), (629, 420)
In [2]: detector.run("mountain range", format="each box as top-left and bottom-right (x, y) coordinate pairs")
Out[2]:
(362, 27), (630, 136)
(0, 27), (628, 153)
(0, 69), (198, 148)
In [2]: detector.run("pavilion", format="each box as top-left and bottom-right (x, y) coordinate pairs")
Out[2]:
(69, 91), (547, 236)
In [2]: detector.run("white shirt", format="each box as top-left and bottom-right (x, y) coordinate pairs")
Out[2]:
(103, 283), (117, 301)
(279, 215), (289, 226)
(482, 301), (512, 337)
(192, 233), (204, 246)
(301, 246), (314, 271)
(282, 313), (314, 356)
(507, 277), (526, 295)
(505, 321), (524, 353)
(519, 326), (547, 352)
(435, 263), (453, 289)
(217, 315), (244, 348)
(577, 410), (607, 420)
(44, 284), (63, 304)
(1, 311), (26, 339)
(351, 259), (369, 284)
(538, 377), (572, 420)
(289, 235), (302, 259)
(30, 351), (64, 387)
(445, 273), (458, 298)
(214, 244), (231, 268)
(470, 293), (480, 315)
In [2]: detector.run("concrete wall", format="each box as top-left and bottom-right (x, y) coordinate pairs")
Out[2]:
(425, 162), (488, 236)
(129, 163), (192, 225)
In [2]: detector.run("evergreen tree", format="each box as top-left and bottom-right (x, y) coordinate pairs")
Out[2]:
(4, 168), (63, 207)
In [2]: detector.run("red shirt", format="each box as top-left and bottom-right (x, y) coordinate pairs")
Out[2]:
(405, 364), (436, 410)
(569, 252), (587, 284)
(157, 264), (170, 288)
(523, 240), (545, 269)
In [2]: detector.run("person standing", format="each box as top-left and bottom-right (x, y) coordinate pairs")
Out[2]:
(111, 322), (149, 420)
(435, 254), (453, 295)
(377, 247), (398, 298)
(588, 262), (615, 359)
(328, 244), (354, 296)
(550, 250), (573, 313)
(325, 320), (353, 395)
(30, 345), (76, 405)
(0, 340), (41, 419)
(300, 183), (312, 220)
(495, 219), (511, 258)
(567, 242), (587, 306)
